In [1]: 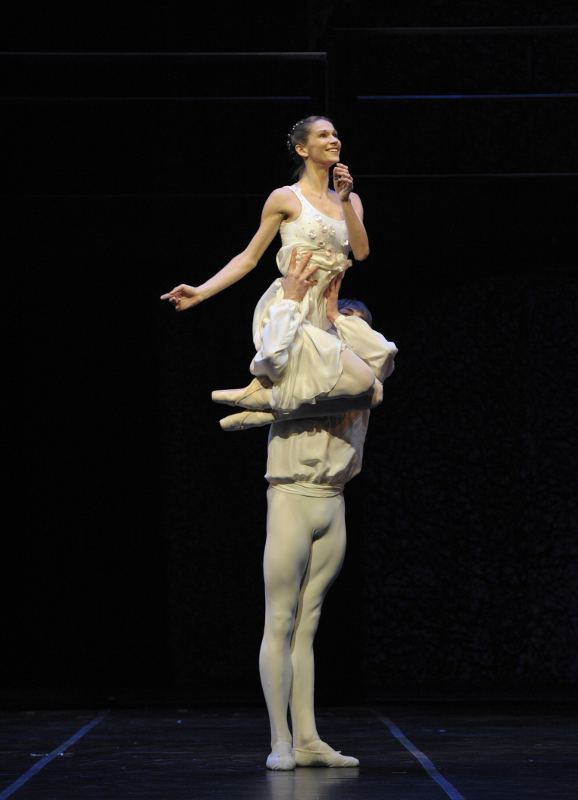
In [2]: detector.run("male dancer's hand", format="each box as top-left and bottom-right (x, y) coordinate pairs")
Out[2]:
(282, 249), (319, 302)
(324, 273), (344, 324)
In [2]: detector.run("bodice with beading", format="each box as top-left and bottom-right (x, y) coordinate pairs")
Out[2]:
(250, 184), (353, 411)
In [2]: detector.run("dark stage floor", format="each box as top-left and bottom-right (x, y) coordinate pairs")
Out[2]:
(1, 702), (576, 799)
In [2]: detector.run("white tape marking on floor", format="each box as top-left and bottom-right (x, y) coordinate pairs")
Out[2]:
(377, 712), (466, 800)
(0, 710), (110, 799)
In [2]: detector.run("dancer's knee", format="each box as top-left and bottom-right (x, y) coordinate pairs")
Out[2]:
(342, 364), (375, 399)
(266, 606), (296, 643)
(370, 380), (383, 408)
(340, 350), (376, 397)
(358, 362), (377, 395)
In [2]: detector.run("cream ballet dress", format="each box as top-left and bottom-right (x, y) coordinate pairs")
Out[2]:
(251, 184), (353, 412)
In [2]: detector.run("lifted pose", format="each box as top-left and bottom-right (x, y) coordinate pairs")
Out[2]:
(161, 116), (376, 418)
(254, 270), (397, 769)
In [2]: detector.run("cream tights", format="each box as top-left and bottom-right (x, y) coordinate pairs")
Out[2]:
(260, 488), (347, 759)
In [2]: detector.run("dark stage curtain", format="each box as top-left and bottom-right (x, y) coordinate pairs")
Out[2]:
(362, 276), (578, 689)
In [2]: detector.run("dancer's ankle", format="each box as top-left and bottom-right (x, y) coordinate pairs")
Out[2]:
(271, 737), (293, 748)
(294, 737), (323, 750)
(293, 733), (320, 750)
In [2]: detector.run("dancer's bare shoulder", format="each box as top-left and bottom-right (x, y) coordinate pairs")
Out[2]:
(264, 186), (302, 222)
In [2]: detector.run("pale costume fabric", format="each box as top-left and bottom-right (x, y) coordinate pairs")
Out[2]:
(259, 311), (397, 761)
(261, 488), (347, 753)
(251, 184), (353, 411)
(265, 313), (398, 496)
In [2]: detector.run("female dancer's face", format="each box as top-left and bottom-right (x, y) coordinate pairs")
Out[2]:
(300, 120), (341, 167)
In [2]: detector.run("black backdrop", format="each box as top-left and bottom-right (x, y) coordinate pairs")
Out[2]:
(2, 2), (577, 705)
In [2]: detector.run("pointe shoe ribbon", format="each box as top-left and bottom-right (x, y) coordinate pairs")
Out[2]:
(293, 741), (359, 768)
(219, 410), (276, 431)
(212, 377), (273, 410)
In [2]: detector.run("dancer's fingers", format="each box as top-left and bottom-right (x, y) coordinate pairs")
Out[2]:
(303, 261), (319, 278)
(160, 284), (185, 300)
(324, 272), (343, 302)
(296, 250), (313, 274)
(334, 163), (350, 179)
(287, 248), (299, 274)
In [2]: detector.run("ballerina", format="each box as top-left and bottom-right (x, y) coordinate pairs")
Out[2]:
(161, 116), (376, 424)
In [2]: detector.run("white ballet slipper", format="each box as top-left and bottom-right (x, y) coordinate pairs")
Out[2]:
(293, 740), (359, 768)
(219, 410), (276, 431)
(211, 376), (273, 410)
(266, 741), (296, 770)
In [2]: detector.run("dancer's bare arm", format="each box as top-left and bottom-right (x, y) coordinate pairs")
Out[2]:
(333, 162), (369, 261)
(160, 189), (297, 311)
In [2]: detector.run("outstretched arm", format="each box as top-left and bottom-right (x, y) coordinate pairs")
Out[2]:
(160, 189), (291, 311)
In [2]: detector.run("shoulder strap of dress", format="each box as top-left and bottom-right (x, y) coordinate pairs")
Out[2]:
(284, 184), (304, 203)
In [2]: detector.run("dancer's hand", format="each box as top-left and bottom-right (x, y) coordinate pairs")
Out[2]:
(324, 273), (344, 323)
(333, 162), (354, 203)
(160, 284), (203, 311)
(282, 249), (319, 302)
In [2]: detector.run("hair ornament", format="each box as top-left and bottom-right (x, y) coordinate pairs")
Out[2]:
(287, 119), (307, 150)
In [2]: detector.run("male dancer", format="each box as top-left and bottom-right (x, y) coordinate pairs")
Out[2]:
(217, 252), (397, 770)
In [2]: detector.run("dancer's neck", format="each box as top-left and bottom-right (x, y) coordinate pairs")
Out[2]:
(298, 162), (332, 199)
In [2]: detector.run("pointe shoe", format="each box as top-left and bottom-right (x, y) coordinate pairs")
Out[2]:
(219, 410), (276, 431)
(212, 377), (273, 410)
(266, 741), (296, 771)
(293, 740), (359, 768)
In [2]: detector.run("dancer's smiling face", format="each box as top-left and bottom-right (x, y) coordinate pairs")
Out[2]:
(296, 120), (341, 166)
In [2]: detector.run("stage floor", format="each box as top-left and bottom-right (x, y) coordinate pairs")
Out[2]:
(1, 702), (576, 799)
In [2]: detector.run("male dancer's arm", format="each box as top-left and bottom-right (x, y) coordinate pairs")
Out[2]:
(324, 275), (397, 383)
(251, 250), (317, 382)
(253, 252), (397, 387)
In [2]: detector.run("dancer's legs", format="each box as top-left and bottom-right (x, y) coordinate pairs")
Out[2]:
(213, 348), (376, 411)
(325, 346), (375, 400)
(289, 494), (346, 748)
(219, 379), (383, 431)
(260, 489), (358, 768)
(283, 375), (383, 420)
(260, 489), (312, 762)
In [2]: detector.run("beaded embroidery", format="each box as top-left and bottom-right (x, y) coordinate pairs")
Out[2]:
(288, 184), (349, 255)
